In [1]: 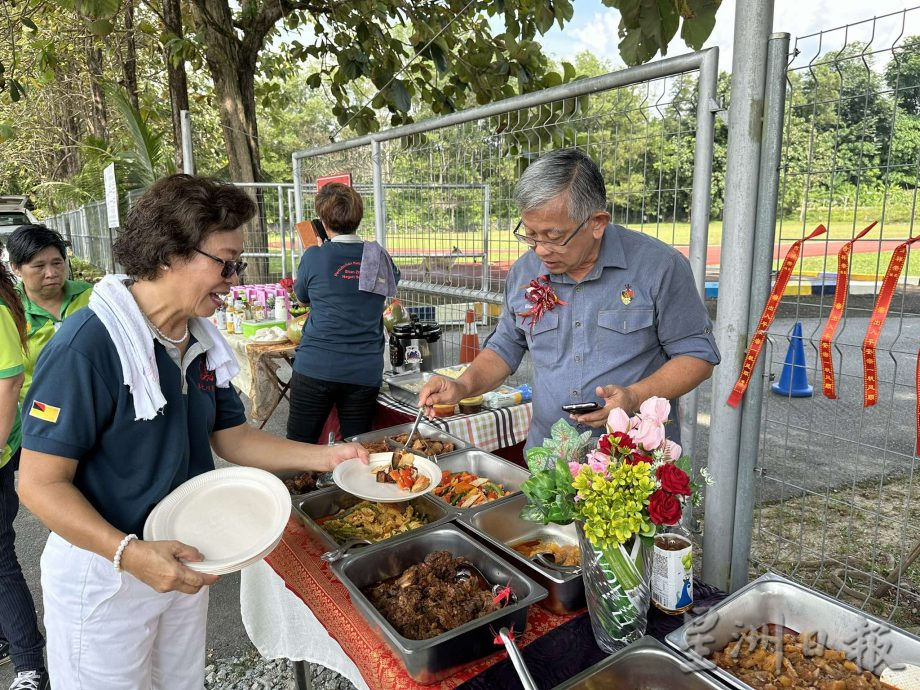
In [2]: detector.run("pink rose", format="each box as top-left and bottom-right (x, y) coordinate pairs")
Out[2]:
(586, 450), (610, 475)
(628, 416), (665, 452)
(663, 440), (682, 462)
(606, 408), (631, 434)
(568, 461), (583, 478)
(639, 397), (671, 424)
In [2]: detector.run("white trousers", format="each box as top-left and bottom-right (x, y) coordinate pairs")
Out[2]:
(40, 532), (209, 690)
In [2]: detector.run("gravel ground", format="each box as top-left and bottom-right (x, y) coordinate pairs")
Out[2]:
(203, 652), (357, 690)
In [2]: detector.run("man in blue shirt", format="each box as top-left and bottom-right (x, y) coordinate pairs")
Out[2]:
(419, 148), (719, 449)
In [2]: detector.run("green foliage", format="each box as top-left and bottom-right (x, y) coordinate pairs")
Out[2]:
(604, 0), (722, 66)
(525, 418), (593, 473)
(520, 457), (579, 525)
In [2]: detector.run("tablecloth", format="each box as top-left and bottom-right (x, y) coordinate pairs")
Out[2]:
(225, 333), (296, 422)
(241, 516), (727, 690)
(377, 391), (532, 454)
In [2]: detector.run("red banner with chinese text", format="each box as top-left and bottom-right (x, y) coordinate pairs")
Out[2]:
(819, 221), (877, 399)
(727, 224), (828, 408)
(862, 234), (920, 407)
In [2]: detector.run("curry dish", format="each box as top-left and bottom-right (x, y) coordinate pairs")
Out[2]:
(709, 629), (898, 690)
(512, 539), (580, 567)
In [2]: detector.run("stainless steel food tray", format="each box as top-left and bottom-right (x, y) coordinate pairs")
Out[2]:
(292, 487), (455, 553)
(457, 493), (584, 614)
(552, 637), (733, 690)
(347, 421), (469, 457)
(383, 371), (433, 406)
(433, 450), (531, 513)
(666, 572), (920, 688)
(330, 523), (548, 684)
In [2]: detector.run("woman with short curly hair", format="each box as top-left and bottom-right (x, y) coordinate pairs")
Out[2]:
(17, 174), (368, 690)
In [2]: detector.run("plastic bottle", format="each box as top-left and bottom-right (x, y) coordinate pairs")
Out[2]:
(274, 291), (288, 322)
(482, 384), (533, 409)
(216, 304), (227, 331)
(225, 299), (236, 334)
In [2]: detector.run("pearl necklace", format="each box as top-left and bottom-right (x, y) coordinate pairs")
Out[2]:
(144, 314), (189, 345)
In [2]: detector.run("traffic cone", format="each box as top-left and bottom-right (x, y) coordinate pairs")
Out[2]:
(459, 309), (481, 364)
(771, 321), (813, 397)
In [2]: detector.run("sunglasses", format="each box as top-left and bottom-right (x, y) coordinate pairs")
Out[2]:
(192, 247), (247, 279)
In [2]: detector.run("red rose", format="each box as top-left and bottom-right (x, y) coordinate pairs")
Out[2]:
(598, 434), (612, 455)
(611, 432), (635, 452)
(648, 489), (682, 525)
(656, 464), (691, 496)
(625, 453), (653, 466)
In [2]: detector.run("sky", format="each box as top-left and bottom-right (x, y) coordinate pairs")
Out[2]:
(539, 1), (920, 73)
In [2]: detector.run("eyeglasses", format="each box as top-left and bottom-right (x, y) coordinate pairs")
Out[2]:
(513, 214), (593, 249)
(192, 247), (247, 279)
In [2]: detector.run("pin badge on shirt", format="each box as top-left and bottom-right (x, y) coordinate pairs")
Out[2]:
(620, 284), (634, 305)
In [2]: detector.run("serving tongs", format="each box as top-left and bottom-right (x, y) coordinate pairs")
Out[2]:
(321, 538), (372, 563)
(455, 561), (518, 606)
(497, 627), (538, 690)
(394, 406), (425, 470)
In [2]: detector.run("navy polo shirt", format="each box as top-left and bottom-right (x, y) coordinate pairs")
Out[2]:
(21, 309), (246, 535)
(292, 236), (400, 388)
(486, 224), (720, 449)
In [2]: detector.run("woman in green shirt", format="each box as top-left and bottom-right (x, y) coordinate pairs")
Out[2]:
(7, 225), (92, 404)
(0, 248), (48, 690)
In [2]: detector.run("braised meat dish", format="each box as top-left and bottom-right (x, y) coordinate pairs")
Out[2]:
(284, 471), (316, 495)
(389, 433), (455, 457)
(710, 629), (898, 690)
(363, 551), (500, 640)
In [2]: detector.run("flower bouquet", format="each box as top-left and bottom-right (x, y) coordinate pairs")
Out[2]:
(520, 397), (705, 652)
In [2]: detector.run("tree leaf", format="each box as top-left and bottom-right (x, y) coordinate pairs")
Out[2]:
(88, 18), (114, 37)
(388, 79), (411, 113)
(680, 0), (719, 50)
(0, 123), (14, 144)
(21, 17), (38, 31)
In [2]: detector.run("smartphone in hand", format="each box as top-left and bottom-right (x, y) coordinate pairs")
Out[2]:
(312, 218), (329, 243)
(561, 402), (601, 413)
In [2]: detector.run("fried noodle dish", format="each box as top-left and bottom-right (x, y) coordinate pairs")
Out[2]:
(709, 628), (899, 690)
(318, 500), (429, 543)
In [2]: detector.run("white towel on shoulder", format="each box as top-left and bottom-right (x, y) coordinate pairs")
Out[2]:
(89, 274), (239, 421)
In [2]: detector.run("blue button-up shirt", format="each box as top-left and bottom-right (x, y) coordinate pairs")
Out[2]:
(486, 224), (720, 449)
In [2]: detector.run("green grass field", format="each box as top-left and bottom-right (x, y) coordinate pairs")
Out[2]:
(265, 214), (919, 277)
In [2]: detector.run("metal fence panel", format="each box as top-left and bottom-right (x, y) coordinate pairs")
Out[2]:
(748, 9), (920, 629)
(293, 50), (720, 466)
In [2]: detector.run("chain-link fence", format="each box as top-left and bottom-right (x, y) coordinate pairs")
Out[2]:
(748, 9), (920, 629)
(43, 183), (299, 284)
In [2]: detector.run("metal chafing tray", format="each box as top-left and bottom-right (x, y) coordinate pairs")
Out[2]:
(348, 421), (469, 457)
(552, 637), (733, 689)
(383, 371), (433, 406)
(433, 450), (531, 513)
(666, 572), (920, 689)
(292, 487), (455, 554)
(330, 523), (548, 684)
(457, 493), (585, 614)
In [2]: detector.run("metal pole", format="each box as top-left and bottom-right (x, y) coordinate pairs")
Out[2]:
(292, 50), (717, 162)
(293, 155), (304, 223)
(481, 184), (491, 294)
(730, 32), (790, 593)
(180, 110), (195, 175)
(372, 140), (386, 247)
(681, 45), (720, 467)
(277, 184), (287, 279)
(702, 0), (775, 592)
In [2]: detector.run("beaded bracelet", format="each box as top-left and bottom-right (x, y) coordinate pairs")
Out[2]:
(113, 533), (138, 572)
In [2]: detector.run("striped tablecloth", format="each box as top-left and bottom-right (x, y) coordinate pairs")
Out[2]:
(377, 390), (532, 453)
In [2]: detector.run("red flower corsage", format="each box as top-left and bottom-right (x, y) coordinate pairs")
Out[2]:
(517, 274), (566, 330)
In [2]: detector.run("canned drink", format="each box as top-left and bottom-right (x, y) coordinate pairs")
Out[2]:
(651, 532), (693, 615)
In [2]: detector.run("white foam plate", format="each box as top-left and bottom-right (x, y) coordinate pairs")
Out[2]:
(143, 467), (291, 575)
(332, 452), (440, 502)
(248, 335), (289, 345)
